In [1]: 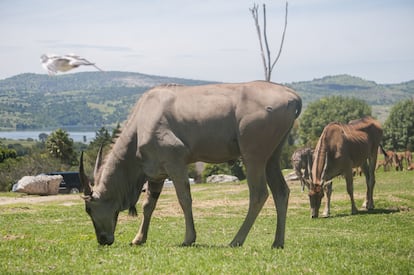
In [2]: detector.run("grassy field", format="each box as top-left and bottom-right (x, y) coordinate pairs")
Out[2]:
(0, 170), (413, 274)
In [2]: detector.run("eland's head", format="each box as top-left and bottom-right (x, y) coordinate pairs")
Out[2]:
(79, 148), (119, 245)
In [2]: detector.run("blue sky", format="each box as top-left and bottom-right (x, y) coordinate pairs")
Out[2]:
(0, 0), (413, 83)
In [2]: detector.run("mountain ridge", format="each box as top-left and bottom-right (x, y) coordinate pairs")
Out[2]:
(0, 72), (412, 130)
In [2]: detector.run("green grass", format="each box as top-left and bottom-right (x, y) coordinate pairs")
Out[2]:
(1, 170), (413, 274)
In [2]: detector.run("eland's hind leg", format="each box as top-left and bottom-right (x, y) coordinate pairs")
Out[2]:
(266, 151), (289, 249)
(131, 180), (164, 245)
(230, 160), (268, 247)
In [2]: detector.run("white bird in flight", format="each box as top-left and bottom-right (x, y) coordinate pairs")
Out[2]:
(40, 53), (103, 75)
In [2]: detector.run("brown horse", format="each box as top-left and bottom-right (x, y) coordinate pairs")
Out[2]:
(307, 117), (383, 218)
(405, 150), (412, 168)
(395, 153), (405, 171)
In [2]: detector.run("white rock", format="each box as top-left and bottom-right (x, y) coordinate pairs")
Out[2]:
(284, 172), (299, 181)
(14, 175), (63, 195)
(206, 174), (239, 184)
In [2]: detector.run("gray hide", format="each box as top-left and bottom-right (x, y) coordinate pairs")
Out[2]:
(80, 81), (302, 248)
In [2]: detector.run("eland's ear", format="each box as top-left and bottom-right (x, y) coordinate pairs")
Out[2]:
(81, 195), (93, 202)
(79, 151), (92, 196)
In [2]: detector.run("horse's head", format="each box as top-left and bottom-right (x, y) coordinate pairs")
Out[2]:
(308, 182), (324, 218)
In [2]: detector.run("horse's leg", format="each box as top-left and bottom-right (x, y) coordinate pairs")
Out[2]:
(131, 180), (164, 245)
(344, 168), (358, 215)
(230, 159), (268, 247)
(322, 181), (332, 217)
(265, 150), (289, 249)
(363, 156), (377, 210)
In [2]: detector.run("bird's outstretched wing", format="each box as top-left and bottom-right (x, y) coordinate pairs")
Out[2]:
(40, 53), (103, 75)
(64, 54), (103, 71)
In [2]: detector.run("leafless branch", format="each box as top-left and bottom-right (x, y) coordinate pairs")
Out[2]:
(270, 2), (288, 73)
(250, 4), (268, 80)
(262, 4), (272, 81)
(250, 2), (289, 82)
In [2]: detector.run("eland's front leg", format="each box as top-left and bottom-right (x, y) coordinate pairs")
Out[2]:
(322, 181), (332, 217)
(131, 181), (164, 245)
(173, 177), (196, 246)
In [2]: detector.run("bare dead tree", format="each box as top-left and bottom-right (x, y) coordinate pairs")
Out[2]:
(250, 2), (288, 81)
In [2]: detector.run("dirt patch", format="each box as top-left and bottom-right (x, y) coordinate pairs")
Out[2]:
(0, 182), (308, 215)
(0, 194), (81, 206)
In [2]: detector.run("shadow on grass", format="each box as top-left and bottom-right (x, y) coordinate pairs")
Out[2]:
(357, 208), (402, 215)
(331, 207), (403, 218)
(179, 243), (232, 249)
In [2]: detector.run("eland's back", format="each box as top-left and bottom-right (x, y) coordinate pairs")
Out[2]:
(134, 81), (301, 166)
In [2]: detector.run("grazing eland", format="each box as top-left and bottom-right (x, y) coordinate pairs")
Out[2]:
(291, 147), (314, 192)
(405, 150), (412, 168)
(377, 150), (395, 172)
(306, 117), (383, 218)
(394, 153), (405, 171)
(79, 81), (302, 248)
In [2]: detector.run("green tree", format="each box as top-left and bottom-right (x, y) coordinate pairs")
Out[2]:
(0, 144), (17, 163)
(201, 159), (247, 182)
(112, 123), (122, 139)
(298, 96), (372, 145)
(89, 127), (113, 149)
(383, 99), (414, 151)
(46, 128), (76, 165)
(0, 152), (65, 191)
(202, 163), (232, 182)
(38, 133), (48, 143)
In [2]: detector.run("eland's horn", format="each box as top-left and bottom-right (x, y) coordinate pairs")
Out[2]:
(320, 152), (329, 183)
(94, 144), (104, 176)
(307, 150), (314, 186)
(79, 151), (92, 196)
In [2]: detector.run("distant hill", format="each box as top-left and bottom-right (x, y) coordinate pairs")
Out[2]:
(0, 72), (412, 130)
(0, 72), (214, 130)
(288, 74), (414, 106)
(288, 74), (414, 121)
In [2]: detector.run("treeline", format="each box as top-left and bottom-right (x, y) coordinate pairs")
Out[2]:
(1, 96), (413, 192)
(204, 97), (413, 181)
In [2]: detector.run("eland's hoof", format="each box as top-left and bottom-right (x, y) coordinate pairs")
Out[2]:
(229, 240), (243, 248)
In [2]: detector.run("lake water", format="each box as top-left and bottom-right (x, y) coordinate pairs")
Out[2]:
(0, 131), (96, 143)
